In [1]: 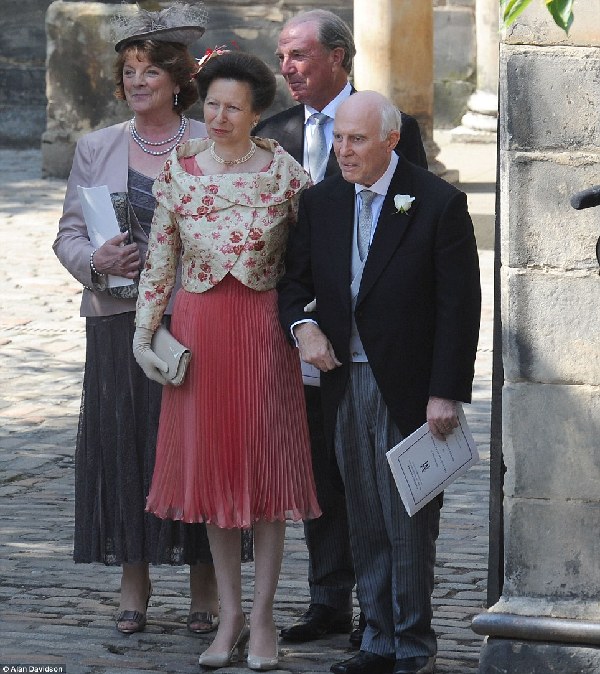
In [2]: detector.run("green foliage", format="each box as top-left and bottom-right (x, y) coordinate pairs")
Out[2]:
(501, 0), (534, 27)
(500, 0), (574, 33)
(545, 0), (574, 32)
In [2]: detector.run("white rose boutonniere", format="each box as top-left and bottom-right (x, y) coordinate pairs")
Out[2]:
(393, 194), (415, 215)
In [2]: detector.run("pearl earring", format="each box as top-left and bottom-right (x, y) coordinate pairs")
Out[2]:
(174, 92), (179, 108)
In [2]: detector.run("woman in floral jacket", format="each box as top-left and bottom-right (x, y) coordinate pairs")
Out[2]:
(133, 51), (320, 670)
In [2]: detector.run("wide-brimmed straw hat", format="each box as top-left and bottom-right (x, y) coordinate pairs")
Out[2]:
(112, 2), (209, 52)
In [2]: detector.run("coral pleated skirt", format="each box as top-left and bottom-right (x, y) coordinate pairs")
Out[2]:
(146, 275), (321, 529)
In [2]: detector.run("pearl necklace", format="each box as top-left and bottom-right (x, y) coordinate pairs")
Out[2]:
(210, 140), (257, 165)
(130, 116), (187, 156)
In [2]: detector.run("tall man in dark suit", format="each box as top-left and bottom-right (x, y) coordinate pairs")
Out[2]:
(278, 91), (481, 674)
(255, 9), (427, 646)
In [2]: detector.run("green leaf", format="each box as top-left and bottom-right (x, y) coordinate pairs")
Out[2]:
(501, 0), (534, 27)
(545, 0), (574, 33)
(500, 0), (575, 33)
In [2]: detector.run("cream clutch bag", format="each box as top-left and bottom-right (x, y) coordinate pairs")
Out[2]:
(151, 325), (191, 386)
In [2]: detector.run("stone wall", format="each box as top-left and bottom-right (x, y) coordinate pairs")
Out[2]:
(0, 0), (53, 147)
(477, 3), (600, 672)
(500, 2), (600, 603)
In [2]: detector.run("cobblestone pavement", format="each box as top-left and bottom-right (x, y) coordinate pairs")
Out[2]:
(0, 141), (495, 674)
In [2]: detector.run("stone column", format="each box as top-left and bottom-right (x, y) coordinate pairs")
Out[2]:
(43, 1), (133, 178)
(353, 0), (453, 180)
(473, 3), (600, 672)
(452, 0), (499, 142)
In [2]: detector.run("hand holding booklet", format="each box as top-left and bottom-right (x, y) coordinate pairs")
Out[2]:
(300, 298), (320, 386)
(77, 185), (134, 289)
(386, 405), (479, 516)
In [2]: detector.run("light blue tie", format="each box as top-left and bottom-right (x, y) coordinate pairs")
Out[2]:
(308, 112), (329, 182)
(358, 190), (376, 261)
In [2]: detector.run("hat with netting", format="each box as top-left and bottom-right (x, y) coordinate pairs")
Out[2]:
(112, 2), (208, 52)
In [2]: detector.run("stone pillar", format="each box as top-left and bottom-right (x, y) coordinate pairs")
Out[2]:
(353, 0), (454, 180)
(42, 1), (132, 178)
(473, 4), (600, 673)
(433, 1), (476, 130)
(452, 0), (499, 142)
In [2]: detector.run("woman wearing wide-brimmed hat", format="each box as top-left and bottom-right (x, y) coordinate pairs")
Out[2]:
(53, 2), (221, 636)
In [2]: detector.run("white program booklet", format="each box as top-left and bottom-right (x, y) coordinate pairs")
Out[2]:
(386, 405), (479, 516)
(299, 299), (321, 386)
(77, 185), (134, 289)
(301, 359), (321, 386)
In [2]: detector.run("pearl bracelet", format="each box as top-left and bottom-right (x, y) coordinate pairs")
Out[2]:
(90, 249), (105, 276)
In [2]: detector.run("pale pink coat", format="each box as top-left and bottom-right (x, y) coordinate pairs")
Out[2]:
(53, 119), (207, 317)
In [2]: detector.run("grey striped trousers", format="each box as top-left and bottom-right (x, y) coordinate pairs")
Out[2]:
(334, 362), (440, 660)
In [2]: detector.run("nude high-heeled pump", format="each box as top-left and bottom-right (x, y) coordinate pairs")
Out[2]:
(198, 618), (250, 669)
(247, 626), (279, 671)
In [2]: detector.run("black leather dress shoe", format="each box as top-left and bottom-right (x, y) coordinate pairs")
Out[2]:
(330, 651), (395, 674)
(280, 603), (353, 642)
(393, 655), (436, 673)
(349, 612), (366, 649)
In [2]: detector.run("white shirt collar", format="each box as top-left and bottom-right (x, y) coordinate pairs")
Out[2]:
(354, 152), (399, 197)
(304, 82), (352, 123)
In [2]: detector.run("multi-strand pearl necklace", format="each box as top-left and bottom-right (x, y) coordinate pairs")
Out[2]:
(130, 116), (188, 156)
(210, 140), (257, 165)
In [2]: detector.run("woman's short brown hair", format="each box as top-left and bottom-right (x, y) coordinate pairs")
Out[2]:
(114, 40), (199, 113)
(195, 51), (276, 114)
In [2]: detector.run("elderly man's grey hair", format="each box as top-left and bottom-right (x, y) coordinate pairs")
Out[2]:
(285, 9), (356, 74)
(380, 100), (403, 140)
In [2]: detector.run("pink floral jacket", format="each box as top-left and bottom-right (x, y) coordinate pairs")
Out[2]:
(136, 137), (311, 331)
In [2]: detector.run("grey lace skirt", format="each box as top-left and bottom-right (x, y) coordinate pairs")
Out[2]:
(73, 311), (215, 565)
